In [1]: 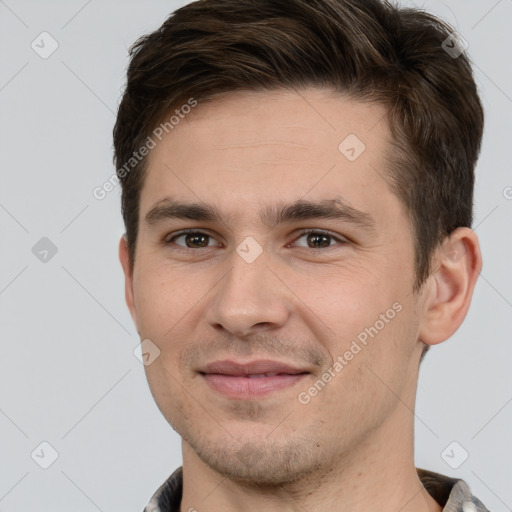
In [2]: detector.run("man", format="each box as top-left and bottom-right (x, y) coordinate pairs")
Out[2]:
(114, 0), (489, 510)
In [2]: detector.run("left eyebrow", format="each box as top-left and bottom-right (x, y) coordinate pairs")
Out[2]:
(260, 198), (377, 232)
(144, 197), (377, 233)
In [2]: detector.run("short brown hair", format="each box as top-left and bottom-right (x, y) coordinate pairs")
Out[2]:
(113, 0), (484, 294)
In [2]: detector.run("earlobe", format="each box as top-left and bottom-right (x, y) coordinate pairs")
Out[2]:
(119, 235), (139, 330)
(418, 227), (482, 346)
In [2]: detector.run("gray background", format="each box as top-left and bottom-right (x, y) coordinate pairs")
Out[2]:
(0, 0), (510, 510)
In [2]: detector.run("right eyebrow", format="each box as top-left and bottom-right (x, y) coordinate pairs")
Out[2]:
(145, 199), (220, 225)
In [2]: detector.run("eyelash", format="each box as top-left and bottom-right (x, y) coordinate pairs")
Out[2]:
(164, 228), (348, 252)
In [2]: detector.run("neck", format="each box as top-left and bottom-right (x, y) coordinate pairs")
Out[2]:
(180, 403), (442, 512)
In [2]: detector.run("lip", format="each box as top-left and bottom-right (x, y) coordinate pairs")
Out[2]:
(200, 359), (310, 399)
(202, 359), (308, 376)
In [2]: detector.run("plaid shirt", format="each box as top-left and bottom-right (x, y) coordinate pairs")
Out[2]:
(143, 467), (490, 511)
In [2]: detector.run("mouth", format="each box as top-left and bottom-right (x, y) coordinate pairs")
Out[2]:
(199, 359), (310, 398)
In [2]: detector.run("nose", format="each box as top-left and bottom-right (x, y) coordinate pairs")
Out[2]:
(206, 247), (291, 337)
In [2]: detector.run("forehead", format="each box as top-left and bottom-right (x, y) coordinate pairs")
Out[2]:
(139, 88), (403, 228)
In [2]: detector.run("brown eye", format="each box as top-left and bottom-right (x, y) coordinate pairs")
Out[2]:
(291, 230), (346, 249)
(306, 233), (332, 248)
(167, 231), (218, 249)
(184, 233), (210, 248)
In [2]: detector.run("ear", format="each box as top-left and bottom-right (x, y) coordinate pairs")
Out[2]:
(119, 235), (139, 331)
(418, 227), (482, 346)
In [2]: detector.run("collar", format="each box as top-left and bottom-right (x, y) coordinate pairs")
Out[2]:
(143, 467), (490, 512)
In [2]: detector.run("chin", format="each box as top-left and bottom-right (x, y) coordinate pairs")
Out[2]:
(186, 430), (325, 487)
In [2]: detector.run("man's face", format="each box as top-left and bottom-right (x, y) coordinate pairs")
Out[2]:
(122, 88), (429, 484)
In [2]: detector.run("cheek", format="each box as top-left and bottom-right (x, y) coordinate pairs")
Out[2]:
(305, 301), (418, 433)
(303, 265), (416, 389)
(133, 263), (197, 338)
(294, 263), (397, 340)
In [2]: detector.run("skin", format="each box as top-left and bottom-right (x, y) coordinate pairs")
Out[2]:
(119, 88), (482, 512)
